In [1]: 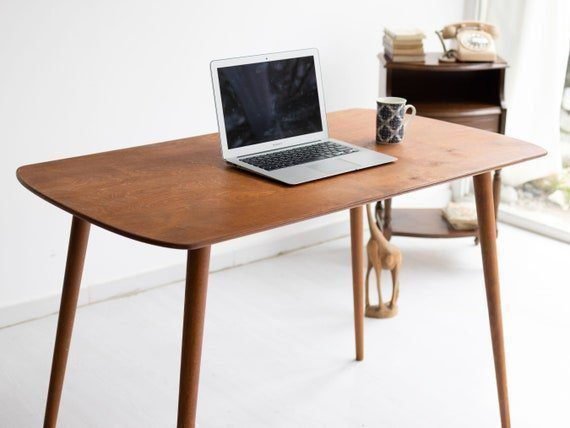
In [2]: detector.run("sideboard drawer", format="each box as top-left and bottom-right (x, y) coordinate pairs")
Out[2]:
(428, 114), (501, 133)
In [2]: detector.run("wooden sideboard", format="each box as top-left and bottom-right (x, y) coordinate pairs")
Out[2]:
(378, 52), (508, 239)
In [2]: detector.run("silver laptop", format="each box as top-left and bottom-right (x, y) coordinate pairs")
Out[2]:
(210, 48), (396, 185)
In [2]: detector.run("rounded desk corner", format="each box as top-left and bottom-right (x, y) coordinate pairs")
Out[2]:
(16, 165), (30, 187)
(16, 165), (24, 180)
(526, 143), (548, 160)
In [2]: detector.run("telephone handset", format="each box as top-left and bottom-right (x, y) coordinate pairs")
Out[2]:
(436, 21), (499, 63)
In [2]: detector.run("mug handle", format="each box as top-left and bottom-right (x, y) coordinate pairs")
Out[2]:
(403, 104), (416, 127)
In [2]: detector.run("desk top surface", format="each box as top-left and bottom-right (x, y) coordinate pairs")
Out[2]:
(17, 109), (545, 249)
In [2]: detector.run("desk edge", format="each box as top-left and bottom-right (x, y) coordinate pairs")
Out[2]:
(16, 146), (546, 250)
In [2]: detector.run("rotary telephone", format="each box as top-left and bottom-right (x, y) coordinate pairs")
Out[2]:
(436, 21), (499, 62)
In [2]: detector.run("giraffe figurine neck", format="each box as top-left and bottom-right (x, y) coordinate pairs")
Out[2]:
(366, 203), (389, 245)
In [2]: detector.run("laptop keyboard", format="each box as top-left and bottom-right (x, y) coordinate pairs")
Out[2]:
(240, 141), (359, 171)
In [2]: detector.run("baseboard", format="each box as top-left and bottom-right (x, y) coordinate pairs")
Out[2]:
(0, 219), (352, 329)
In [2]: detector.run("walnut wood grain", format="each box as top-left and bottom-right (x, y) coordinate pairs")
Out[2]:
(17, 109), (545, 250)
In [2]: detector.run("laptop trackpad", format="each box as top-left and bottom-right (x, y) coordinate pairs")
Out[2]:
(307, 158), (359, 174)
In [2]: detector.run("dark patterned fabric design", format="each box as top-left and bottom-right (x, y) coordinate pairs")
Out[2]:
(376, 102), (407, 144)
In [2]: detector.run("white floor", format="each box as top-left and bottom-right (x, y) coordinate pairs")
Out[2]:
(1, 224), (569, 427)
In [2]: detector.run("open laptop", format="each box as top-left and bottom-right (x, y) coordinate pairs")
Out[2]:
(210, 48), (396, 185)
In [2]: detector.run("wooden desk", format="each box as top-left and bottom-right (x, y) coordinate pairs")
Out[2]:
(17, 109), (545, 427)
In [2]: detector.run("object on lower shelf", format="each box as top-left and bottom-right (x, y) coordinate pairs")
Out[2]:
(443, 202), (478, 230)
(365, 204), (402, 319)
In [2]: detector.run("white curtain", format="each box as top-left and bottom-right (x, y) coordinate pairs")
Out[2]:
(483, 0), (570, 186)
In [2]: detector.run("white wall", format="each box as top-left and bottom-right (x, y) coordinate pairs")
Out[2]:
(0, 0), (463, 315)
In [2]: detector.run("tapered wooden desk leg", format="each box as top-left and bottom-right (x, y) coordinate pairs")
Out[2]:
(473, 173), (510, 428)
(177, 246), (211, 428)
(44, 216), (90, 428)
(350, 206), (364, 361)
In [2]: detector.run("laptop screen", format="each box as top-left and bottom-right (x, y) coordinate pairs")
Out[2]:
(217, 56), (323, 150)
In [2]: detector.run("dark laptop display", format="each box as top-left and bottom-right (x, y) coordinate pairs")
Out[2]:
(217, 56), (323, 149)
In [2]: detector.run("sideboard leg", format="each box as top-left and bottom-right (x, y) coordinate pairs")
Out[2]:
(44, 216), (90, 428)
(474, 172), (510, 428)
(493, 169), (502, 237)
(382, 198), (393, 240)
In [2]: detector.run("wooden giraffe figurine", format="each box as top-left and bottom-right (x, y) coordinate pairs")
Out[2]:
(365, 203), (402, 318)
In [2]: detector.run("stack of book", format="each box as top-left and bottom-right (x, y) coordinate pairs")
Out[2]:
(383, 28), (425, 63)
(442, 202), (478, 230)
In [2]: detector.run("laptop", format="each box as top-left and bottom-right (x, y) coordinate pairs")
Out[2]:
(210, 48), (396, 185)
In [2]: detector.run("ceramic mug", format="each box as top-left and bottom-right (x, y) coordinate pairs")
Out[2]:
(376, 97), (416, 144)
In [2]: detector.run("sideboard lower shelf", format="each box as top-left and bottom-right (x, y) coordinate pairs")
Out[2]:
(388, 208), (477, 238)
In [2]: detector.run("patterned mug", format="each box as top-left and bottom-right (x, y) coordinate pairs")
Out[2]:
(376, 97), (416, 144)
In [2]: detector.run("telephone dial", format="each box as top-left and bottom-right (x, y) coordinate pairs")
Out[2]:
(436, 21), (499, 62)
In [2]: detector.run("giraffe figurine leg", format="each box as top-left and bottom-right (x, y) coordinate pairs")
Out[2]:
(374, 263), (384, 310)
(388, 265), (400, 315)
(365, 260), (373, 307)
